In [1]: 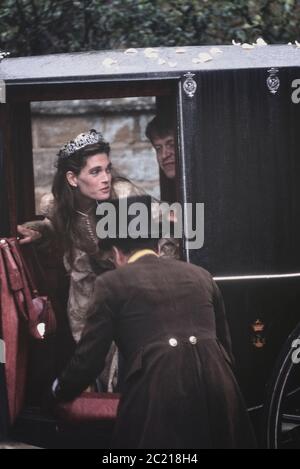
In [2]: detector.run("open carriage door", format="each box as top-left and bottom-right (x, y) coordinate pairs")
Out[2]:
(177, 65), (300, 408)
(0, 101), (35, 432)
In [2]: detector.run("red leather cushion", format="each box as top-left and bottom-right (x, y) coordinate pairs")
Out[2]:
(56, 392), (120, 423)
(0, 245), (28, 424)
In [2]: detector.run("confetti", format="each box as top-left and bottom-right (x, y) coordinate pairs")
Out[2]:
(144, 48), (159, 58)
(157, 58), (166, 65)
(175, 48), (187, 54)
(198, 52), (213, 62)
(241, 43), (255, 50)
(210, 47), (223, 55)
(147, 52), (159, 59)
(102, 58), (118, 66)
(256, 38), (267, 47)
(144, 48), (156, 55)
(124, 48), (138, 54)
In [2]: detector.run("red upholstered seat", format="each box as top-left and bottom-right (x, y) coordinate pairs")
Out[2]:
(0, 242), (29, 424)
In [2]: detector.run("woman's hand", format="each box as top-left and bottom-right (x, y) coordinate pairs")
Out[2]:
(17, 225), (42, 244)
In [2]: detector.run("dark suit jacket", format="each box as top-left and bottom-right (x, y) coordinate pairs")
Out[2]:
(57, 254), (256, 449)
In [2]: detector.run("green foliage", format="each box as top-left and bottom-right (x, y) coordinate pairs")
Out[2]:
(0, 0), (299, 56)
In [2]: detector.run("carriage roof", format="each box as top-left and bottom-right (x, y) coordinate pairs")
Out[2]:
(1, 45), (299, 85)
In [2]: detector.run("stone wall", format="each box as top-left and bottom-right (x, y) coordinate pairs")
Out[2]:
(31, 98), (158, 213)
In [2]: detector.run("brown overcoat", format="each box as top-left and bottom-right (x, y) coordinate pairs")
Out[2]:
(57, 254), (256, 449)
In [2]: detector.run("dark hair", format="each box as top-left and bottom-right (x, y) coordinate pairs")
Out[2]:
(145, 115), (175, 143)
(101, 237), (159, 255)
(52, 141), (110, 259)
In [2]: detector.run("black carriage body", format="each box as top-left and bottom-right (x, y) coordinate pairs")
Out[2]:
(0, 45), (300, 444)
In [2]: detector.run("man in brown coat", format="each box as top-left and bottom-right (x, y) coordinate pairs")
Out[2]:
(52, 196), (256, 449)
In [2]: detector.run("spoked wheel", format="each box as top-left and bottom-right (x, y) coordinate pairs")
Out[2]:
(264, 322), (300, 449)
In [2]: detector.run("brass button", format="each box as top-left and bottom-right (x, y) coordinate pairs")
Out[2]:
(169, 338), (178, 347)
(189, 336), (197, 345)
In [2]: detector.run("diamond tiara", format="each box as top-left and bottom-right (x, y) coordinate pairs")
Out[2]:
(57, 129), (107, 159)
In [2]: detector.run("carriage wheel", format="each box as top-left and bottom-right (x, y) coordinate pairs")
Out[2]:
(264, 322), (300, 449)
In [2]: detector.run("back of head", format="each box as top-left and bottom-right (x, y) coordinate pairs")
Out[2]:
(101, 236), (159, 256)
(96, 195), (161, 256)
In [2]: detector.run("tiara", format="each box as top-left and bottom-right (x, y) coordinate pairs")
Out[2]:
(57, 129), (106, 159)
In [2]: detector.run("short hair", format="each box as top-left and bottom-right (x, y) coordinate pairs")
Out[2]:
(100, 237), (159, 255)
(145, 115), (175, 143)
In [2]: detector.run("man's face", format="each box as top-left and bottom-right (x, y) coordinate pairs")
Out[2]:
(151, 133), (176, 179)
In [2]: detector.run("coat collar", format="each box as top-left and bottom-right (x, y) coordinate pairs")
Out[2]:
(127, 249), (159, 264)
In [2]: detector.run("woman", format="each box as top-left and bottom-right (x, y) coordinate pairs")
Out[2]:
(18, 129), (142, 389)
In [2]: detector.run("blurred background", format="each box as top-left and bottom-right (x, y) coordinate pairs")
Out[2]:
(1, 0), (300, 56)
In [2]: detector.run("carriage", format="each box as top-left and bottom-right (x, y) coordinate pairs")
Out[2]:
(0, 44), (299, 448)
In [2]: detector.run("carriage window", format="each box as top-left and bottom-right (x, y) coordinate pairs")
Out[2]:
(31, 97), (170, 215)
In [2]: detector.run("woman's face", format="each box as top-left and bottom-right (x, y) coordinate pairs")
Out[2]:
(68, 153), (112, 201)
